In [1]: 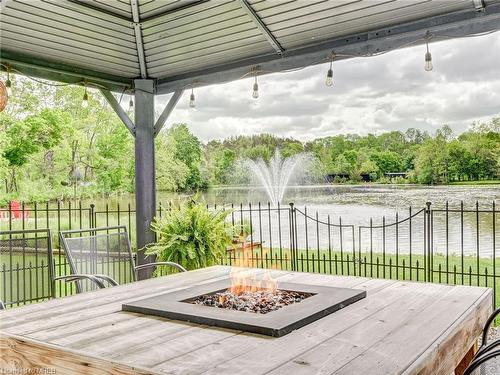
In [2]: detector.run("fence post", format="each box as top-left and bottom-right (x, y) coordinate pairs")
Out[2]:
(425, 202), (432, 282)
(289, 203), (296, 271)
(90, 204), (95, 228)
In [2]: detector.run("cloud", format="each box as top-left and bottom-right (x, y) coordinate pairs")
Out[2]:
(157, 31), (500, 142)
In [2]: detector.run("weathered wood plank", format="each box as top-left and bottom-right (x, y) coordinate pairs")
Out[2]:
(1, 267), (233, 335)
(28, 312), (134, 342)
(0, 332), (158, 375)
(201, 282), (450, 375)
(0, 266), (230, 330)
(267, 285), (490, 375)
(404, 289), (491, 375)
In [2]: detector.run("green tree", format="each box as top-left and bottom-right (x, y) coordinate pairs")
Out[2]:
(414, 138), (449, 184)
(155, 134), (190, 191)
(3, 109), (69, 192)
(166, 124), (205, 190)
(370, 151), (403, 177)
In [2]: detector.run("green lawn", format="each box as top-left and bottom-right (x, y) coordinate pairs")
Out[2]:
(448, 180), (500, 186)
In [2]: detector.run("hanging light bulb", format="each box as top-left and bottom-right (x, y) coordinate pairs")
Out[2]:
(325, 61), (333, 87)
(5, 71), (12, 96)
(424, 39), (433, 72)
(252, 75), (259, 99)
(82, 87), (89, 108)
(189, 88), (195, 108)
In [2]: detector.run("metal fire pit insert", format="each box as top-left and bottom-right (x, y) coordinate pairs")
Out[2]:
(122, 279), (366, 337)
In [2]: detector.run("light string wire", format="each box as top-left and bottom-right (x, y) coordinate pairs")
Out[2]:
(1, 28), (499, 95)
(221, 29), (500, 81)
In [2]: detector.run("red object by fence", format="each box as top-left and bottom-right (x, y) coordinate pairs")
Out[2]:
(0, 200), (30, 220)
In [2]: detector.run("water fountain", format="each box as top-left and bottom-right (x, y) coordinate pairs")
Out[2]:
(243, 151), (314, 205)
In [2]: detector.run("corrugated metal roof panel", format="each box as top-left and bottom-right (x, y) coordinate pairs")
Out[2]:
(2, 7), (137, 48)
(142, 1), (238, 36)
(1, 22), (138, 59)
(146, 25), (262, 55)
(139, 0), (189, 19)
(147, 35), (270, 66)
(1, 42), (138, 77)
(274, 0), (473, 49)
(258, 0), (392, 25)
(7, 1), (135, 41)
(148, 41), (273, 77)
(1, 0), (140, 78)
(40, 0), (132, 30)
(142, 0), (272, 78)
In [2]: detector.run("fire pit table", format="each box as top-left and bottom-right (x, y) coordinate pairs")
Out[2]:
(0, 266), (492, 375)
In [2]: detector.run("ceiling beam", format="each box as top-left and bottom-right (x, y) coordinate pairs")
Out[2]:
(153, 90), (183, 137)
(67, 0), (209, 24)
(0, 0), (9, 13)
(140, 0), (208, 23)
(236, 0), (283, 55)
(66, 0), (131, 21)
(100, 89), (136, 136)
(156, 3), (500, 94)
(131, 0), (147, 79)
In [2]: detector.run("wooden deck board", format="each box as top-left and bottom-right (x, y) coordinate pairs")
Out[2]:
(0, 266), (492, 375)
(266, 285), (484, 375)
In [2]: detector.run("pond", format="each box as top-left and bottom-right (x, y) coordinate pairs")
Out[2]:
(86, 183), (499, 213)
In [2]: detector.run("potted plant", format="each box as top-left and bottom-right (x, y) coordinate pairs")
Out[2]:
(146, 197), (236, 271)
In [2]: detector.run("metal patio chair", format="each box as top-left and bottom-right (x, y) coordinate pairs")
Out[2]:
(463, 308), (500, 375)
(0, 228), (105, 308)
(59, 226), (186, 293)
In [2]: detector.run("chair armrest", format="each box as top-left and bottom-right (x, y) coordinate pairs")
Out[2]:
(464, 347), (500, 375)
(91, 274), (119, 286)
(54, 275), (106, 289)
(135, 262), (187, 273)
(482, 307), (500, 346)
(476, 338), (500, 359)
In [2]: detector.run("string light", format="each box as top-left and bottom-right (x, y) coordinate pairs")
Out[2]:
(5, 70), (12, 96)
(82, 86), (89, 108)
(325, 60), (333, 87)
(252, 74), (259, 99)
(189, 88), (195, 108)
(424, 33), (433, 71)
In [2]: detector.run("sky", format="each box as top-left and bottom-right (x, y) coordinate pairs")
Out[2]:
(156, 31), (500, 143)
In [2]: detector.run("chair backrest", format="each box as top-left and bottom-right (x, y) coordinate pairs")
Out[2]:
(0, 228), (54, 308)
(60, 226), (135, 292)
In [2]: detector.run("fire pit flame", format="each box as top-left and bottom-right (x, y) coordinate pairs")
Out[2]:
(229, 267), (277, 296)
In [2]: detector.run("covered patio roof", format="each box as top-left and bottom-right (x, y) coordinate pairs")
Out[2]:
(1, 0), (500, 277)
(1, 0), (500, 94)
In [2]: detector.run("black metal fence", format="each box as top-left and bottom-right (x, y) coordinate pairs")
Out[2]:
(0, 200), (498, 310)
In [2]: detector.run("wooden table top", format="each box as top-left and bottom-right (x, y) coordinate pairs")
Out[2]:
(0, 266), (492, 375)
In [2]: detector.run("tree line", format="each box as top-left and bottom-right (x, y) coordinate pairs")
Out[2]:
(0, 78), (498, 204)
(205, 121), (499, 185)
